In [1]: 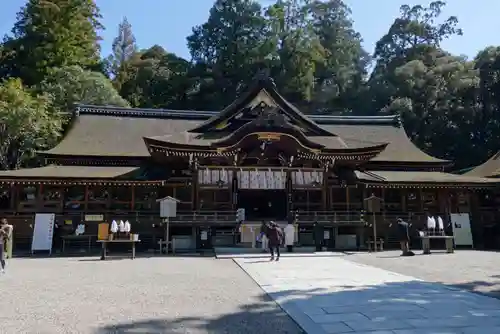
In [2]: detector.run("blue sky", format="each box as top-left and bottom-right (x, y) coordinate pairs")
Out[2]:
(1, 0), (499, 60)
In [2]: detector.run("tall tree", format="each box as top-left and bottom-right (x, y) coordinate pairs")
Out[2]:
(4, 0), (103, 86)
(471, 47), (500, 163)
(0, 78), (62, 170)
(107, 17), (138, 88)
(368, 1), (463, 113)
(264, 0), (326, 103)
(187, 0), (269, 109)
(308, 0), (369, 113)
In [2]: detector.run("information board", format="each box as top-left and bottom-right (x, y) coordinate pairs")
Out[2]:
(31, 213), (55, 254)
(450, 213), (473, 247)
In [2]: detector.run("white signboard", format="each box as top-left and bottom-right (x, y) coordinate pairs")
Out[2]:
(31, 213), (56, 254)
(450, 213), (473, 247)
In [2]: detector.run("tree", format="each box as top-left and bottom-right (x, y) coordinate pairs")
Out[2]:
(0, 78), (62, 170)
(107, 17), (138, 89)
(368, 1), (463, 113)
(39, 66), (130, 112)
(4, 0), (103, 86)
(264, 0), (326, 103)
(385, 50), (480, 165)
(308, 0), (369, 113)
(118, 46), (191, 108)
(187, 0), (269, 108)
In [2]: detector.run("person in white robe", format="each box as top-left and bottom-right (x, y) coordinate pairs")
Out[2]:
(437, 216), (444, 235)
(259, 221), (269, 252)
(284, 222), (295, 252)
(427, 215), (436, 234)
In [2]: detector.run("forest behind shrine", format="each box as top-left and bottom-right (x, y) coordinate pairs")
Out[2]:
(0, 0), (499, 171)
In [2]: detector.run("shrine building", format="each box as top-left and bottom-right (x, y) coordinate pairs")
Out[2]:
(0, 76), (496, 252)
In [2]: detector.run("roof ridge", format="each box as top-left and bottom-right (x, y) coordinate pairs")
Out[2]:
(75, 104), (215, 120)
(75, 104), (401, 125)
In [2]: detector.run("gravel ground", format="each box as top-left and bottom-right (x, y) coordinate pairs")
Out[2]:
(345, 250), (500, 298)
(0, 256), (302, 334)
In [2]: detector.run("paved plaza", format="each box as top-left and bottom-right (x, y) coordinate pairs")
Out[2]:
(346, 250), (500, 298)
(2, 251), (500, 334)
(0, 256), (301, 334)
(236, 254), (500, 334)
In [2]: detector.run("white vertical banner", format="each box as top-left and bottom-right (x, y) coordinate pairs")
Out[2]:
(31, 213), (56, 254)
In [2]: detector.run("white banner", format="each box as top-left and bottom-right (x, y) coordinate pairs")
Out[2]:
(237, 170), (285, 189)
(31, 213), (56, 254)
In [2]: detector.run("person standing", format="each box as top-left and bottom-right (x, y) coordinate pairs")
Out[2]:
(260, 221), (269, 252)
(265, 221), (284, 261)
(397, 218), (410, 255)
(0, 218), (11, 273)
(284, 222), (295, 252)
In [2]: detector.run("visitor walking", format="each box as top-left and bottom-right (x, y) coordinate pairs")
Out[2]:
(265, 221), (284, 261)
(0, 218), (12, 273)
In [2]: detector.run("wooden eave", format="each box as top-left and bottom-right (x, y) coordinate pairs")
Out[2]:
(145, 132), (389, 161)
(356, 170), (499, 189)
(0, 179), (164, 186)
(0, 165), (165, 186)
(41, 154), (148, 166)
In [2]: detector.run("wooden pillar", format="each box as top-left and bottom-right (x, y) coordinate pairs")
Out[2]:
(231, 171), (238, 210)
(286, 170), (292, 213)
(9, 183), (16, 211)
(131, 185), (135, 211)
(192, 169), (198, 211)
(437, 188), (449, 215)
(322, 171), (327, 210)
(84, 185), (89, 211)
(418, 187), (424, 212)
(106, 184), (112, 210)
(346, 187), (350, 212)
(381, 187), (386, 232)
(37, 183), (43, 210)
(401, 188), (407, 212)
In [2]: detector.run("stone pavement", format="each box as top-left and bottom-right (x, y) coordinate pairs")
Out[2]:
(346, 250), (500, 299)
(235, 256), (500, 334)
(0, 257), (301, 334)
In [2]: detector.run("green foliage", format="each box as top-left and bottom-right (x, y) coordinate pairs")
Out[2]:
(3, 0), (500, 170)
(39, 65), (130, 112)
(0, 78), (62, 169)
(4, 0), (103, 86)
(106, 17), (138, 89)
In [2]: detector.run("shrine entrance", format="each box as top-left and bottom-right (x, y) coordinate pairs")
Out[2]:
(238, 189), (288, 220)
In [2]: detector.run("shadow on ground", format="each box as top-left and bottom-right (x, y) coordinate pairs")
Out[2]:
(94, 277), (500, 334)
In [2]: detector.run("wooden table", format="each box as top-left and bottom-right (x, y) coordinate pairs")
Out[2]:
(97, 239), (141, 260)
(62, 234), (96, 254)
(366, 239), (384, 252)
(421, 235), (454, 254)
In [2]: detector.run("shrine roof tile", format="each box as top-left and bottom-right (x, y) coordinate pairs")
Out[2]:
(0, 165), (139, 179)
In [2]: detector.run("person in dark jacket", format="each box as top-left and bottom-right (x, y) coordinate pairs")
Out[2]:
(397, 218), (410, 255)
(265, 221), (283, 261)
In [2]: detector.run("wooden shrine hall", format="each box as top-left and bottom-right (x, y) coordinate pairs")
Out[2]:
(0, 75), (497, 252)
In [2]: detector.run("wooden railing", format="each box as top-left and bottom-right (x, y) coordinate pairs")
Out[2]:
(169, 211), (237, 223)
(296, 211), (364, 225)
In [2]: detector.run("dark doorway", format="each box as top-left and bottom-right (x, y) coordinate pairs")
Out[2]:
(238, 190), (287, 220)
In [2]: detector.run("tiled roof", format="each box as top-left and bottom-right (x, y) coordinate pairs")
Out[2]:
(0, 165), (139, 179)
(464, 151), (500, 178)
(40, 103), (447, 164)
(356, 170), (497, 185)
